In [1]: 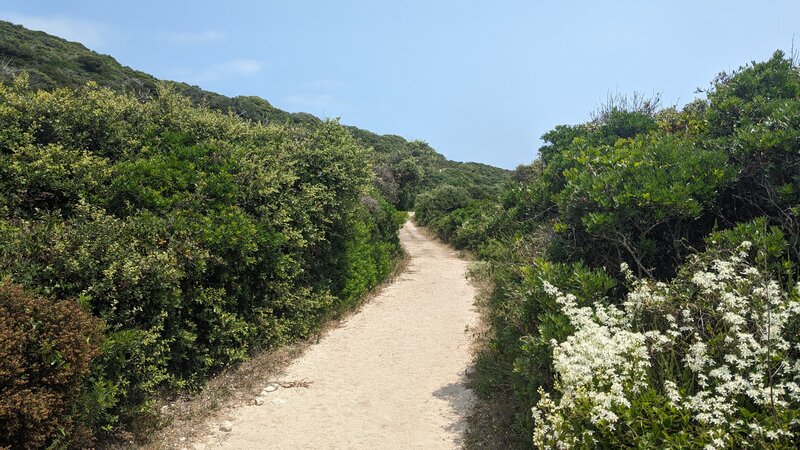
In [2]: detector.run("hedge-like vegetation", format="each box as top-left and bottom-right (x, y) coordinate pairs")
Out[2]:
(418, 51), (800, 448)
(0, 75), (406, 446)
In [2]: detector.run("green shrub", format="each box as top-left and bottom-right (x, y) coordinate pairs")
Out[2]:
(0, 76), (405, 439)
(422, 51), (800, 448)
(414, 185), (470, 225)
(552, 133), (731, 278)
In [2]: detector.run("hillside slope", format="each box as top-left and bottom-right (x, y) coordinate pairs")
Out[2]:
(0, 19), (510, 209)
(0, 19), (508, 447)
(0, 20), (315, 126)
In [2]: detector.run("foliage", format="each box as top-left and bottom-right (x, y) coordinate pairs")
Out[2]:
(414, 185), (471, 224)
(708, 51), (800, 262)
(335, 202), (406, 308)
(419, 51), (800, 448)
(533, 241), (800, 449)
(0, 76), (404, 443)
(0, 19), (509, 214)
(366, 134), (510, 211)
(552, 134), (730, 278)
(0, 280), (103, 449)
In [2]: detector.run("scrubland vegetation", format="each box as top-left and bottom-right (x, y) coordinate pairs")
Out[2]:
(0, 75), (409, 447)
(3, 17), (799, 449)
(418, 51), (800, 448)
(0, 21), (511, 447)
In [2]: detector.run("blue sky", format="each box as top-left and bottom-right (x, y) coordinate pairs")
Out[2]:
(2, 1), (799, 168)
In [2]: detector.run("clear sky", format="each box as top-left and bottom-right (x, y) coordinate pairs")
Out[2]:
(2, 1), (799, 168)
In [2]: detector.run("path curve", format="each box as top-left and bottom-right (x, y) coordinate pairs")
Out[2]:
(200, 217), (478, 449)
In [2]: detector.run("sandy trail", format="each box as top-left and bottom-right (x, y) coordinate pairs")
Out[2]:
(199, 217), (478, 449)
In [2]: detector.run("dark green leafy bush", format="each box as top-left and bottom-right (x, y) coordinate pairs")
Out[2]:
(414, 185), (470, 225)
(552, 134), (731, 277)
(0, 76), (404, 441)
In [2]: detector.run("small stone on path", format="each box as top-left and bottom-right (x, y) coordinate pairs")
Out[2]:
(219, 421), (233, 432)
(271, 398), (287, 406)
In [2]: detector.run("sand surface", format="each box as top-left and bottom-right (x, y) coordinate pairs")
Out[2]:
(198, 217), (478, 449)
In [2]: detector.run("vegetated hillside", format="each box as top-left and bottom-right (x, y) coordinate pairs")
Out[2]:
(0, 72), (412, 448)
(417, 51), (800, 448)
(0, 20), (317, 127)
(0, 21), (448, 448)
(0, 74), (411, 448)
(0, 20), (511, 211)
(0, 20), (507, 448)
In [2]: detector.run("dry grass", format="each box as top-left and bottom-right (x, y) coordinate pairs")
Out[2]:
(463, 388), (530, 450)
(118, 251), (411, 450)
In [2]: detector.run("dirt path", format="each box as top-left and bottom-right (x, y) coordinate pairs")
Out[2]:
(198, 217), (478, 449)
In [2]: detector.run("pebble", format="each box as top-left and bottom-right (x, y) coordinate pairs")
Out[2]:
(271, 398), (287, 406)
(254, 397), (265, 406)
(219, 421), (234, 432)
(264, 384), (279, 392)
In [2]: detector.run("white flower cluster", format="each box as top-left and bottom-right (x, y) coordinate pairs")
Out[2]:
(531, 246), (800, 448)
(533, 281), (652, 448)
(659, 247), (800, 447)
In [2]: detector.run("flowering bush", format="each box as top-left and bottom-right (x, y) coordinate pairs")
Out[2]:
(432, 52), (800, 448)
(532, 243), (800, 448)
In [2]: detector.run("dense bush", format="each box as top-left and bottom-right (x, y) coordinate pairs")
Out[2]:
(0, 19), (509, 215)
(414, 185), (471, 225)
(533, 237), (800, 448)
(421, 51), (800, 448)
(0, 280), (103, 448)
(0, 76), (404, 443)
(367, 137), (510, 211)
(552, 133), (730, 278)
(335, 203), (405, 308)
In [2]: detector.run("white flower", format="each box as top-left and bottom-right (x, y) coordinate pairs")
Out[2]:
(686, 339), (710, 372)
(531, 252), (800, 446)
